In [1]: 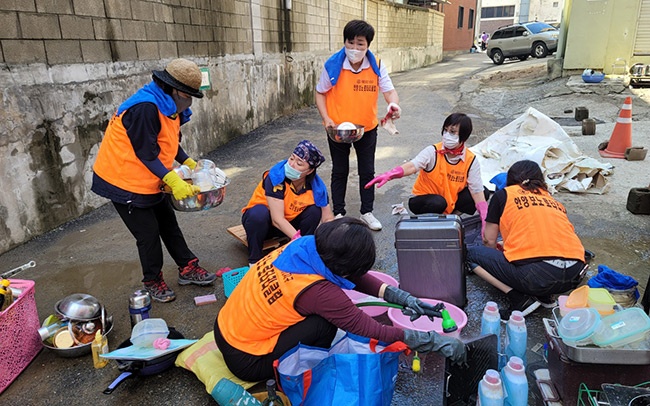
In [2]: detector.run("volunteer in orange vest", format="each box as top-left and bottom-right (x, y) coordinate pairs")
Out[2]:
(315, 20), (401, 232)
(241, 140), (334, 266)
(366, 113), (490, 233)
(467, 160), (586, 321)
(214, 217), (466, 382)
(92, 58), (216, 303)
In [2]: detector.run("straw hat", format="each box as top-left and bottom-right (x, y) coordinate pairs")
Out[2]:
(152, 58), (203, 98)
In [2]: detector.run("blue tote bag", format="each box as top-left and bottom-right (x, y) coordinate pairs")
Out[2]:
(274, 333), (409, 406)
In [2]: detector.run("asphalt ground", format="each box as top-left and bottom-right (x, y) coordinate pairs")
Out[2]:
(1, 53), (649, 405)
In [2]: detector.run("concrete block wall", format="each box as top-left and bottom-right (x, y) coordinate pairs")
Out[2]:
(0, 0), (444, 254)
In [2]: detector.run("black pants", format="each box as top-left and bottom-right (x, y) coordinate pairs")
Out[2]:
(241, 204), (322, 263)
(408, 187), (490, 215)
(214, 314), (337, 382)
(113, 200), (195, 282)
(327, 127), (378, 216)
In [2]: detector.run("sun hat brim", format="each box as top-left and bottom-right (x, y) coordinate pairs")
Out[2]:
(152, 69), (203, 98)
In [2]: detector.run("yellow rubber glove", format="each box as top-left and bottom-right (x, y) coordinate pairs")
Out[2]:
(162, 171), (200, 200)
(182, 157), (197, 170)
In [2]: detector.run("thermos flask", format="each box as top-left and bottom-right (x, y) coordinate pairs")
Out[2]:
(129, 290), (152, 328)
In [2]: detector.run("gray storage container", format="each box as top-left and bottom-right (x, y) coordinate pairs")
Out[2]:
(395, 214), (466, 307)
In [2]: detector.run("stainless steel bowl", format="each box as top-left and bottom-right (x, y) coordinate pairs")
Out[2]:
(42, 317), (113, 358)
(167, 180), (230, 212)
(55, 293), (101, 321)
(326, 125), (365, 143)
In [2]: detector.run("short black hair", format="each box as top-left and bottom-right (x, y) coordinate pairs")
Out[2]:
(343, 20), (375, 46)
(315, 217), (376, 279)
(441, 113), (473, 143)
(506, 159), (548, 193)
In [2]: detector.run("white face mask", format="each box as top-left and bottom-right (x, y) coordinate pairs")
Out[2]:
(345, 48), (366, 64)
(442, 131), (460, 149)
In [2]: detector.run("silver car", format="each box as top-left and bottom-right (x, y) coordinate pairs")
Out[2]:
(487, 22), (559, 65)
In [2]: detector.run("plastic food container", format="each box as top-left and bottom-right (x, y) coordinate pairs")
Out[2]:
(345, 271), (398, 317)
(592, 307), (650, 348)
(566, 285), (589, 309)
(387, 298), (468, 338)
(588, 288), (616, 316)
(130, 318), (169, 348)
(557, 308), (601, 346)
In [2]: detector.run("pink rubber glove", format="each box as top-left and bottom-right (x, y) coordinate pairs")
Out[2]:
(476, 201), (488, 236)
(292, 230), (301, 240)
(365, 166), (405, 189)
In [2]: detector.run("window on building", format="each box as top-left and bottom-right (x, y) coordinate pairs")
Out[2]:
(469, 9), (475, 29)
(553, 1), (558, 6)
(481, 5), (516, 18)
(458, 6), (464, 28)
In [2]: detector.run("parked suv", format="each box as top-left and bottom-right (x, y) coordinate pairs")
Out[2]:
(487, 22), (559, 65)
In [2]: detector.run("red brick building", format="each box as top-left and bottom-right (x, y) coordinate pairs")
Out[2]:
(440, 0), (479, 54)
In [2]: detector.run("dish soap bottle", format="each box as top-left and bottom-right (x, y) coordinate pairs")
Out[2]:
(92, 329), (109, 368)
(262, 379), (284, 406)
(0, 279), (13, 311)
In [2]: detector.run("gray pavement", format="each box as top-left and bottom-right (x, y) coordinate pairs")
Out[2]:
(1, 53), (649, 405)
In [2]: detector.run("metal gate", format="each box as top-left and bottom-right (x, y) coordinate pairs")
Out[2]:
(634, 0), (650, 56)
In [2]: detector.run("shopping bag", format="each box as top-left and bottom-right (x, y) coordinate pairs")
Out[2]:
(275, 332), (409, 406)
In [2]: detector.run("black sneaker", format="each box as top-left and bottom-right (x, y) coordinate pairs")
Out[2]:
(144, 273), (176, 303)
(536, 295), (558, 309)
(500, 291), (541, 321)
(178, 258), (217, 286)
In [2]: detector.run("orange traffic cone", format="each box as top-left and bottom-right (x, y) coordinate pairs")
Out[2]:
(599, 97), (632, 158)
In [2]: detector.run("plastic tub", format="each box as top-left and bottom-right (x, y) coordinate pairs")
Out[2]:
(566, 285), (589, 309)
(557, 308), (601, 346)
(345, 271), (398, 317)
(592, 307), (650, 348)
(588, 288), (616, 316)
(387, 299), (468, 338)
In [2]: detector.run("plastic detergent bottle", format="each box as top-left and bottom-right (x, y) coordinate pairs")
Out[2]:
(91, 330), (109, 369)
(481, 301), (501, 353)
(477, 369), (505, 406)
(505, 311), (527, 366)
(212, 378), (262, 406)
(501, 356), (528, 406)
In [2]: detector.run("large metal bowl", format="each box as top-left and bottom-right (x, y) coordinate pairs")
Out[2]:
(42, 317), (113, 358)
(55, 293), (101, 321)
(167, 180), (230, 212)
(326, 124), (365, 143)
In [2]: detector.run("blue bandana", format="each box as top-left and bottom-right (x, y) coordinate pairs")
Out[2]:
(268, 160), (329, 207)
(117, 81), (193, 125)
(273, 236), (355, 290)
(293, 140), (325, 169)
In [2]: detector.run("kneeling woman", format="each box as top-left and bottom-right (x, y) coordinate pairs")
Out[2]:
(215, 217), (466, 382)
(241, 140), (333, 266)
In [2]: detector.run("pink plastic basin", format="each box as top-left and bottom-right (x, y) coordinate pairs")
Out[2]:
(345, 271), (398, 317)
(388, 298), (468, 338)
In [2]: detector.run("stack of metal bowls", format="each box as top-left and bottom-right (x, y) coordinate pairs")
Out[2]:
(167, 178), (230, 212)
(42, 293), (113, 357)
(326, 124), (365, 143)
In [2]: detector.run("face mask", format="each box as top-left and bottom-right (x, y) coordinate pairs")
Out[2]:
(172, 91), (192, 113)
(284, 162), (303, 181)
(442, 131), (460, 149)
(345, 48), (366, 64)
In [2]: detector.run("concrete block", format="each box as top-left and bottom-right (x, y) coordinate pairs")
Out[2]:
(104, 0), (132, 19)
(0, 0), (36, 12)
(80, 40), (112, 62)
(152, 3), (174, 23)
(144, 21), (167, 41)
(44, 40), (82, 64)
(173, 7), (191, 24)
(72, 0), (105, 17)
(0, 11), (18, 39)
(184, 25), (201, 42)
(625, 147), (647, 161)
(60, 15), (94, 39)
(121, 20), (146, 40)
(36, 0), (73, 14)
(136, 41), (159, 60)
(93, 18), (123, 40)
(166, 23), (185, 41)
(2, 39), (46, 63)
(131, 0), (154, 21)
(582, 118), (596, 135)
(109, 40), (137, 60)
(575, 106), (589, 121)
(157, 41), (178, 59)
(626, 188), (650, 215)
(19, 13), (61, 39)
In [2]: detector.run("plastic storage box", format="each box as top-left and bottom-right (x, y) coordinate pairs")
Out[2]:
(588, 288), (616, 316)
(592, 307), (650, 348)
(0, 279), (42, 394)
(223, 266), (250, 298)
(130, 318), (169, 347)
(557, 308), (601, 346)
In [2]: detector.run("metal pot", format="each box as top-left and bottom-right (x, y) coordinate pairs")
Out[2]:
(55, 293), (101, 321)
(42, 317), (113, 358)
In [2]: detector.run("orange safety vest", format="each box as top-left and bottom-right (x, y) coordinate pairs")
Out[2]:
(411, 142), (476, 214)
(500, 185), (585, 262)
(241, 171), (316, 221)
(93, 109), (179, 194)
(325, 66), (379, 131)
(218, 246), (325, 355)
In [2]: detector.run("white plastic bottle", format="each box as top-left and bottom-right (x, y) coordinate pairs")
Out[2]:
(502, 356), (528, 406)
(477, 369), (505, 406)
(505, 311), (527, 366)
(480, 301), (501, 352)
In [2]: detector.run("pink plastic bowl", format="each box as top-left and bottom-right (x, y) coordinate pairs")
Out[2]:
(345, 271), (398, 317)
(387, 298), (468, 338)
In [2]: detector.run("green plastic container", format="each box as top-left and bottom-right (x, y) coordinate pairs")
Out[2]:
(592, 307), (650, 348)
